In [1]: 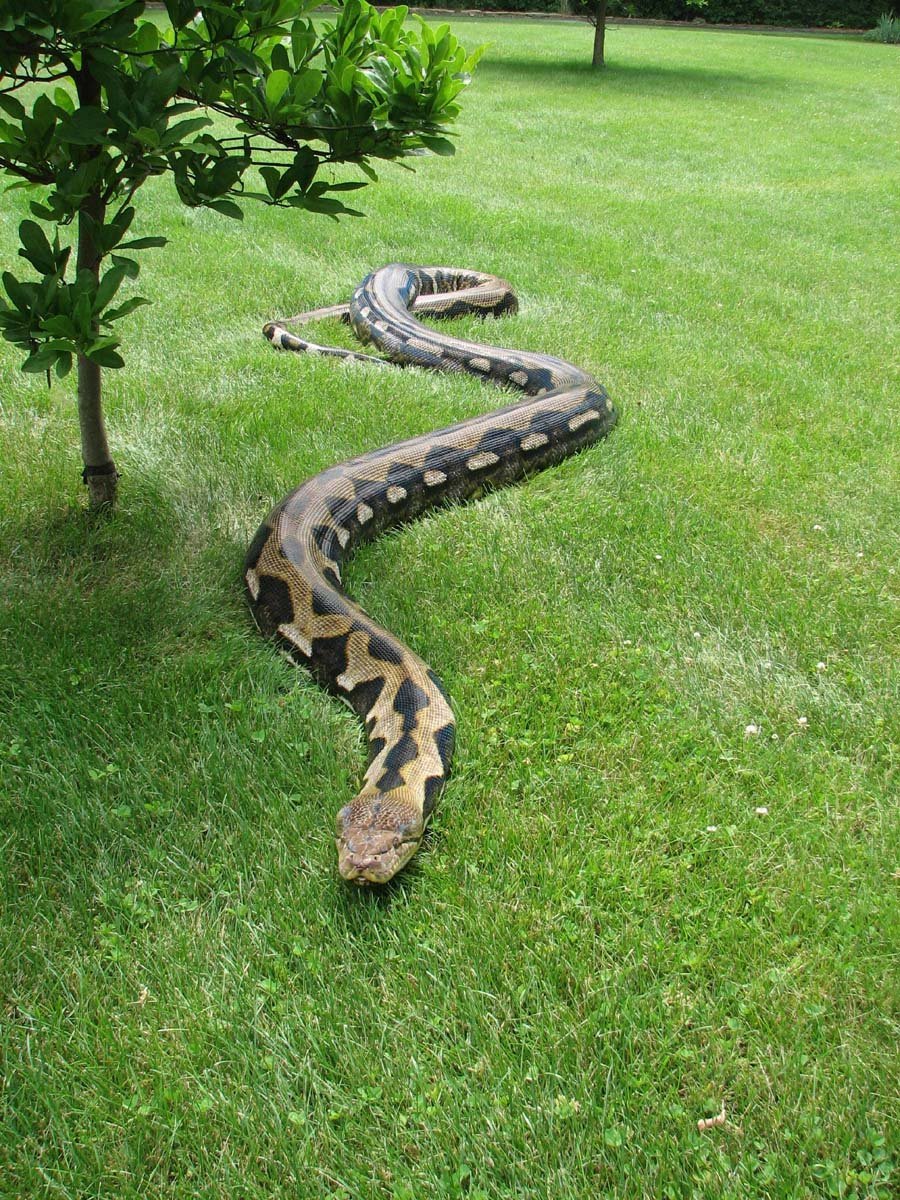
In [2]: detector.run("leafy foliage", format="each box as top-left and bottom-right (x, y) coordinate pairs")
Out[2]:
(864, 11), (900, 40)
(568, 0), (707, 31)
(0, 1), (482, 377)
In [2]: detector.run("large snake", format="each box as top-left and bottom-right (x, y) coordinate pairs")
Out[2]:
(246, 265), (617, 884)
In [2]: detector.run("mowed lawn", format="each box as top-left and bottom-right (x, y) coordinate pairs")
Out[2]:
(1, 17), (898, 1198)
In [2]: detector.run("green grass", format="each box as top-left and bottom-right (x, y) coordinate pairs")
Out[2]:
(1, 18), (898, 1199)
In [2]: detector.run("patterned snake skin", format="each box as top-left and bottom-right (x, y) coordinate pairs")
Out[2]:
(246, 265), (617, 884)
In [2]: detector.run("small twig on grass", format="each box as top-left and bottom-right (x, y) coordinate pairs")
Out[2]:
(697, 1103), (727, 1132)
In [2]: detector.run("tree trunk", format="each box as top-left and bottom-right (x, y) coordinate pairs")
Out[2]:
(77, 350), (117, 508)
(75, 58), (118, 509)
(592, 1), (608, 68)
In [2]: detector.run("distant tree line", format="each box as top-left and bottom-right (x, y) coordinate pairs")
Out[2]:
(602, 1), (882, 25)
(410, 0), (885, 29)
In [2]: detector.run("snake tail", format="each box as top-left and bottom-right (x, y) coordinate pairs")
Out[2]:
(246, 265), (616, 884)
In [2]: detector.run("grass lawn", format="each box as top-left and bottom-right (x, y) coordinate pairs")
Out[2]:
(1, 16), (898, 1199)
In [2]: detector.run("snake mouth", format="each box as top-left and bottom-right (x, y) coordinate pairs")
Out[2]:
(335, 790), (424, 885)
(337, 833), (421, 886)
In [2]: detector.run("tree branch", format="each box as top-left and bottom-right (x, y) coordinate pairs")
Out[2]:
(88, 19), (295, 60)
(0, 69), (71, 92)
(189, 98), (381, 138)
(0, 156), (54, 185)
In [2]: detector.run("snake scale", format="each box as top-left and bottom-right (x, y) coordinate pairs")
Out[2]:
(246, 265), (617, 884)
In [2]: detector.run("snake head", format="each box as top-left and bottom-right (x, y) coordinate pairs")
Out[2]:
(335, 787), (424, 885)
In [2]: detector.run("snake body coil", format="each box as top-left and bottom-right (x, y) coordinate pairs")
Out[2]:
(246, 265), (616, 884)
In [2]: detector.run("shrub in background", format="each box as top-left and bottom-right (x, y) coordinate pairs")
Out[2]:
(864, 10), (900, 39)
(604, 2), (884, 27)
(411, 0), (885, 28)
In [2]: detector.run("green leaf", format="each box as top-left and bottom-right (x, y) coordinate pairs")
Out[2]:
(74, 293), (92, 336)
(207, 199), (244, 220)
(163, 117), (211, 147)
(2, 271), (33, 314)
(23, 347), (59, 373)
(0, 94), (25, 122)
(290, 147), (318, 192)
(89, 347), (125, 369)
(31, 94), (57, 137)
(18, 220), (55, 274)
(40, 315), (77, 338)
(0, 120), (24, 148)
(106, 206), (136, 247)
(72, 3), (129, 33)
(60, 107), (107, 145)
(135, 126), (161, 149)
(266, 69), (291, 108)
(86, 340), (125, 368)
(111, 255), (140, 279)
(271, 43), (290, 75)
(133, 20), (160, 54)
(420, 135), (456, 157)
(54, 88), (75, 115)
(225, 43), (260, 74)
(103, 296), (150, 323)
(29, 202), (56, 222)
(95, 266), (126, 313)
(291, 22), (316, 67)
(296, 195), (359, 217)
(292, 69), (323, 106)
(144, 63), (184, 109)
(117, 237), (168, 251)
(259, 166), (283, 200)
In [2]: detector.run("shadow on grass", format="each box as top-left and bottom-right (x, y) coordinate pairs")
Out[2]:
(1, 493), (441, 912)
(0, 465), (245, 622)
(478, 55), (792, 95)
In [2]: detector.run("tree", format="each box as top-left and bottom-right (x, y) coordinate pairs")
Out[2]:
(577, 0), (610, 69)
(0, 1), (480, 507)
(569, 0), (707, 68)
